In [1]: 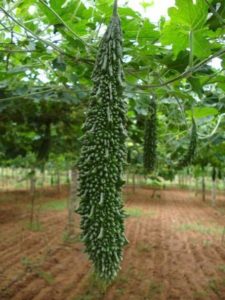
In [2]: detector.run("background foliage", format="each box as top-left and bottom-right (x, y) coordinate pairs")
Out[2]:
(0, 0), (225, 178)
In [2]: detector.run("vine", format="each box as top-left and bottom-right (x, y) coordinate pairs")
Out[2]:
(198, 113), (225, 140)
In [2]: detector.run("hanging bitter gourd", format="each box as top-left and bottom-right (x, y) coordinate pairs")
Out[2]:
(143, 96), (157, 172)
(212, 167), (216, 181)
(77, 0), (127, 281)
(178, 118), (197, 168)
(36, 121), (51, 163)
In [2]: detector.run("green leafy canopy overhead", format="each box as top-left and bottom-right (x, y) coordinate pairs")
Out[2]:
(161, 0), (211, 58)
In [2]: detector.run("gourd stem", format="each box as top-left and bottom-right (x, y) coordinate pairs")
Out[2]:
(113, 0), (118, 16)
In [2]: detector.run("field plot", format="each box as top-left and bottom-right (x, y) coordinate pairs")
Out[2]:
(1, 187), (225, 300)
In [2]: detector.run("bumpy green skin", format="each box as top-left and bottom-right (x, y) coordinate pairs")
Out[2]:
(178, 118), (197, 168)
(143, 97), (157, 172)
(77, 7), (127, 281)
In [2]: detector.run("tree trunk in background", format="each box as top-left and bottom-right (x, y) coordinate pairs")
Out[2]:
(50, 173), (54, 186)
(195, 177), (199, 196)
(178, 175), (181, 187)
(6, 168), (9, 191)
(188, 176), (192, 189)
(67, 167), (78, 236)
(126, 172), (129, 186)
(26, 172), (29, 191)
(41, 169), (45, 188)
(66, 170), (70, 184)
(202, 168), (206, 202)
(57, 171), (61, 193)
(211, 178), (216, 207)
(132, 173), (136, 193)
(1, 168), (2, 189)
(151, 189), (156, 198)
(1, 168), (4, 189)
(144, 175), (147, 185)
(11, 168), (14, 187)
(181, 175), (185, 187)
(30, 170), (36, 227)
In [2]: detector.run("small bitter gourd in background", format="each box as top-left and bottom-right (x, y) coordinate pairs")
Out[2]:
(218, 169), (222, 180)
(178, 118), (197, 168)
(143, 96), (157, 172)
(77, 0), (127, 281)
(37, 121), (51, 163)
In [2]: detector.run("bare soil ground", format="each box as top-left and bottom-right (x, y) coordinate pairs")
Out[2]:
(1, 187), (225, 300)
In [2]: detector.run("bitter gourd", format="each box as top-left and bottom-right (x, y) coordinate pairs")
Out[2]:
(37, 121), (51, 163)
(178, 118), (197, 168)
(77, 0), (127, 281)
(143, 96), (157, 172)
(212, 167), (216, 181)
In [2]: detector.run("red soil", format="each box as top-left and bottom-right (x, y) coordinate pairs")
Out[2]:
(1, 187), (225, 300)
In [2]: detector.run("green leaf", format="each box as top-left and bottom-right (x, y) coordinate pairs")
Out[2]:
(192, 29), (211, 58)
(188, 107), (218, 118)
(161, 0), (210, 58)
(168, 0), (208, 29)
(188, 77), (203, 96)
(161, 23), (189, 58)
